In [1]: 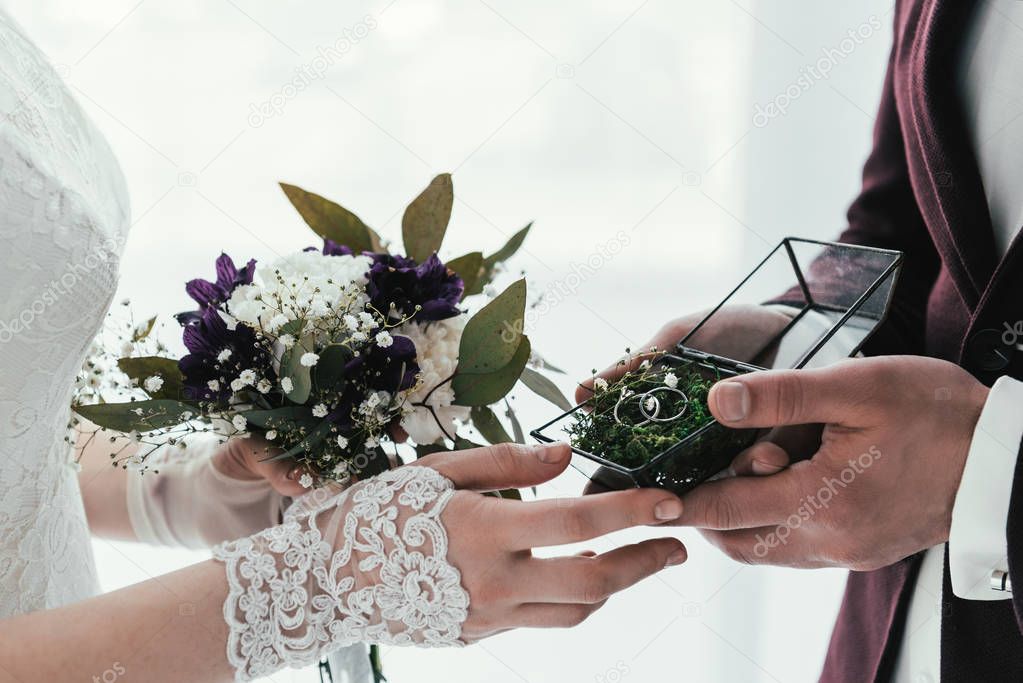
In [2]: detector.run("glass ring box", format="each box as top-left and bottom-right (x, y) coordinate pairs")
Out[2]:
(530, 238), (904, 496)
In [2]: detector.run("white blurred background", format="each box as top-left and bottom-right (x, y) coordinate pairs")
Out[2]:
(14, 1), (893, 681)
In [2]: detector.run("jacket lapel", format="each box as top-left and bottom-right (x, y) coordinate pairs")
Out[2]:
(906, 0), (997, 310)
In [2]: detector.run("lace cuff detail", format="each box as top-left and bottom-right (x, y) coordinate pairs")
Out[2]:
(212, 466), (469, 681)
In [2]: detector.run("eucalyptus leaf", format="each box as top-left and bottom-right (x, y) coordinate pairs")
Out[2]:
(402, 173), (453, 262)
(282, 333), (315, 405)
(454, 437), (484, 451)
(504, 399), (525, 444)
(242, 406), (316, 430)
(455, 278), (525, 374)
(465, 223), (532, 296)
(470, 406), (512, 445)
(519, 366), (572, 411)
(445, 251), (484, 299)
(74, 399), (196, 433)
(313, 344), (353, 392)
(497, 488), (522, 500)
(279, 183), (382, 252)
(414, 443), (449, 458)
(117, 356), (185, 401)
(453, 336), (531, 407)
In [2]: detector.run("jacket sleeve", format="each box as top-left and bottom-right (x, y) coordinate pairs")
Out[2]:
(831, 25), (940, 356)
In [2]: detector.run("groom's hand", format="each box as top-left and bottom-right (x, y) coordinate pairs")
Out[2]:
(674, 356), (988, 570)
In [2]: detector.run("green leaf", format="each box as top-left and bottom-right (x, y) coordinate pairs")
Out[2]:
(455, 278), (526, 374)
(465, 223), (532, 296)
(453, 336), (531, 406)
(117, 356), (186, 401)
(445, 251), (484, 299)
(496, 488), (522, 500)
(519, 366), (572, 411)
(242, 406), (316, 430)
(132, 316), (157, 342)
(282, 333), (315, 404)
(504, 399), (525, 444)
(280, 183), (382, 252)
(402, 173), (453, 262)
(529, 351), (566, 374)
(470, 406), (512, 445)
(74, 399), (196, 433)
(415, 443), (449, 458)
(313, 344), (353, 392)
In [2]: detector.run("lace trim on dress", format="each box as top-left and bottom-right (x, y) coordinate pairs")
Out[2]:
(213, 466), (469, 681)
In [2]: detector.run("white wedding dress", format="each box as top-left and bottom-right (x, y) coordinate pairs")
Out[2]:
(0, 8), (129, 617)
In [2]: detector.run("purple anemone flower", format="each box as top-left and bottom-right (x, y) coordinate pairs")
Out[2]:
(185, 253), (256, 309)
(366, 253), (463, 322)
(179, 308), (268, 403)
(302, 239), (356, 257)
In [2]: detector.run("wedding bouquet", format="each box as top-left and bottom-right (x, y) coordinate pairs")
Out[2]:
(74, 173), (568, 484)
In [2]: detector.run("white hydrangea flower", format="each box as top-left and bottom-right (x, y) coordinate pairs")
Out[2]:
(238, 369), (257, 386)
(227, 251), (372, 330)
(278, 334), (296, 349)
(336, 435), (349, 448)
(143, 375), (164, 393)
(351, 331), (368, 343)
(364, 436), (380, 449)
(265, 430), (277, 440)
(375, 331), (394, 348)
(358, 311), (376, 329)
(398, 315), (470, 444)
(312, 403), (328, 418)
(664, 372), (679, 389)
(207, 379), (220, 391)
(232, 415), (247, 432)
(298, 473), (314, 489)
(230, 378), (246, 392)
(593, 377), (609, 392)
(281, 377), (294, 393)
(256, 379), (272, 394)
(300, 352), (319, 367)
(217, 349), (232, 362)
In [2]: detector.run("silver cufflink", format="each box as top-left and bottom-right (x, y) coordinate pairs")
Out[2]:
(990, 569), (1012, 593)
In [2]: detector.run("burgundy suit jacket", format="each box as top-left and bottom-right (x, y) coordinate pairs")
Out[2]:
(819, 1), (1023, 681)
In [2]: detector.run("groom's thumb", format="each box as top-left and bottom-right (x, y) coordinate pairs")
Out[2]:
(708, 366), (853, 428)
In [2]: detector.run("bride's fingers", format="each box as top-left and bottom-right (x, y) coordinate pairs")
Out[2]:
(499, 488), (684, 549)
(421, 442), (571, 491)
(524, 538), (686, 604)
(507, 601), (606, 629)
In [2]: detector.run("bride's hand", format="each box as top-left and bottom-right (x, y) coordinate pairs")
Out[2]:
(214, 441), (687, 676)
(418, 442), (687, 639)
(212, 434), (310, 497)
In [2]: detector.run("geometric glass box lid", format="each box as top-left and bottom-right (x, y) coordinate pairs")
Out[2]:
(531, 238), (904, 496)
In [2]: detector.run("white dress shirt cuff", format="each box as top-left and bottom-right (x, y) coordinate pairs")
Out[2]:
(948, 375), (1023, 600)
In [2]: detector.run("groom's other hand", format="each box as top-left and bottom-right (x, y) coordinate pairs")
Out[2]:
(674, 356), (988, 570)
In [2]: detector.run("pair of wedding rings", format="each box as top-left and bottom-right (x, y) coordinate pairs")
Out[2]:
(612, 387), (689, 427)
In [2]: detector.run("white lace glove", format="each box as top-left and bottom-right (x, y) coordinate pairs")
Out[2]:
(213, 465), (467, 681)
(126, 433), (287, 548)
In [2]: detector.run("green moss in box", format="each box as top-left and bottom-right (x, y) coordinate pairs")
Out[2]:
(568, 354), (720, 469)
